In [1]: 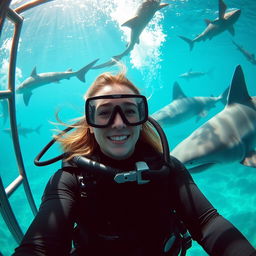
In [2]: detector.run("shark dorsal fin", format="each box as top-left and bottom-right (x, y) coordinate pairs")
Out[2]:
(121, 16), (139, 28)
(173, 82), (187, 100)
(227, 65), (250, 105)
(30, 67), (37, 77)
(67, 68), (72, 72)
(219, 0), (227, 20)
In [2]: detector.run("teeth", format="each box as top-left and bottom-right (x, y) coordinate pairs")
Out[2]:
(109, 135), (128, 141)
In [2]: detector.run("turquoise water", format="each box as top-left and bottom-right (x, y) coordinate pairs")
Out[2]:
(0, 0), (256, 255)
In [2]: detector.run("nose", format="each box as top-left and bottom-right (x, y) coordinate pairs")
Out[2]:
(111, 112), (126, 129)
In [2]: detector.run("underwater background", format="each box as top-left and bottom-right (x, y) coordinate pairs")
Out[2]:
(0, 0), (256, 255)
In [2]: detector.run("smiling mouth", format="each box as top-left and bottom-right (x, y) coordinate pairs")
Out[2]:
(108, 135), (130, 141)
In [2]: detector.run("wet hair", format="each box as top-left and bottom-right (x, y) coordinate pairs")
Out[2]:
(55, 68), (162, 160)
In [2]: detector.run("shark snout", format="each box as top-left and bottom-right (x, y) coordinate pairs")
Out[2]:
(227, 9), (241, 22)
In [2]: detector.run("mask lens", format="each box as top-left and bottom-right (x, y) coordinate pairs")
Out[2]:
(86, 95), (148, 127)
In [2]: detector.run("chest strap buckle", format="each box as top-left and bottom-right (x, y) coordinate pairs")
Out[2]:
(114, 161), (150, 185)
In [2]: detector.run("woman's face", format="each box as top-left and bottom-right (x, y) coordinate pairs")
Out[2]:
(89, 84), (141, 160)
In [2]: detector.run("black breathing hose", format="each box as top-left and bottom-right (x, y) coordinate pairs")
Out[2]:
(34, 116), (170, 169)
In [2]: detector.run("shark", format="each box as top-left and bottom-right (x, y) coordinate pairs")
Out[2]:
(92, 0), (169, 70)
(179, 68), (213, 80)
(232, 40), (256, 65)
(179, 0), (241, 51)
(16, 59), (99, 106)
(171, 65), (256, 172)
(3, 124), (42, 138)
(151, 82), (228, 127)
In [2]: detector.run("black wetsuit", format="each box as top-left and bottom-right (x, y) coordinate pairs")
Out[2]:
(12, 142), (256, 256)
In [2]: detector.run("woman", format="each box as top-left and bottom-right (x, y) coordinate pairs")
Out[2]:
(13, 70), (256, 256)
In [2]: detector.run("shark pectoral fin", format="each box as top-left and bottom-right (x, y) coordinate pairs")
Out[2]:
(188, 163), (215, 173)
(121, 16), (139, 28)
(228, 26), (235, 36)
(23, 91), (32, 106)
(241, 151), (256, 168)
(204, 19), (212, 25)
(158, 3), (169, 10)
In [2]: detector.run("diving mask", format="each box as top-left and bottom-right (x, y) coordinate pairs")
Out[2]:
(85, 94), (148, 128)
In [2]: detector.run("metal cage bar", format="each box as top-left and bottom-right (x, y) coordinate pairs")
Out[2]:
(0, 0), (55, 248)
(0, 0), (54, 249)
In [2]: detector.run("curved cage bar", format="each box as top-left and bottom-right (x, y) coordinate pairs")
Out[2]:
(0, 0), (51, 248)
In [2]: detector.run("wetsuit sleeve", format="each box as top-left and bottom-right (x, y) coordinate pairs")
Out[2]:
(12, 168), (80, 256)
(169, 156), (256, 256)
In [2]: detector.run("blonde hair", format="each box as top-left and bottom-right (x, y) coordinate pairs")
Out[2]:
(56, 69), (162, 160)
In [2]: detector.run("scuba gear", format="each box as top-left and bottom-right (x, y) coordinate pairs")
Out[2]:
(34, 116), (170, 168)
(85, 94), (148, 128)
(34, 115), (192, 256)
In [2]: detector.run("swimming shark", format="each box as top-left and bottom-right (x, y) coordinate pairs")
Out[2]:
(179, 68), (213, 80)
(179, 0), (241, 51)
(171, 65), (256, 172)
(151, 82), (228, 127)
(3, 124), (42, 138)
(92, 0), (169, 70)
(120, 0), (169, 53)
(16, 59), (99, 106)
(232, 41), (256, 65)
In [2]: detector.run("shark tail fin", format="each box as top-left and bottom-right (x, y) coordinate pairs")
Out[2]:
(91, 57), (119, 70)
(178, 36), (194, 51)
(206, 67), (215, 78)
(23, 91), (32, 106)
(113, 46), (133, 61)
(76, 59), (99, 83)
(219, 86), (229, 105)
(35, 125), (42, 134)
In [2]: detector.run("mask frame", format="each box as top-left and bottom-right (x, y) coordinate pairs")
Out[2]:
(85, 94), (148, 128)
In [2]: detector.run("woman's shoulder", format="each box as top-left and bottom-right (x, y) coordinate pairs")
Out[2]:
(45, 163), (81, 192)
(169, 155), (186, 170)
